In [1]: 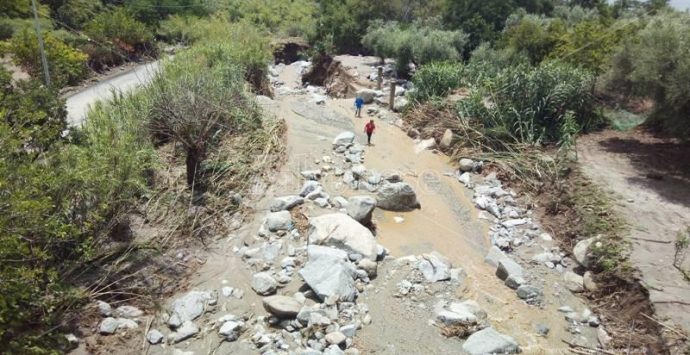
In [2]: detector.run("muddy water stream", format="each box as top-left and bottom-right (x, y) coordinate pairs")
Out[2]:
(265, 62), (586, 353)
(151, 60), (591, 355)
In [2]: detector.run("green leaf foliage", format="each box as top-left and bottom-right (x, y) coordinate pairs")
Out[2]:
(9, 29), (89, 87)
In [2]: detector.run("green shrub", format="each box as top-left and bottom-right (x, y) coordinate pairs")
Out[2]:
(458, 61), (600, 145)
(410, 61), (464, 102)
(84, 7), (155, 69)
(0, 65), (155, 353)
(55, 0), (104, 30)
(464, 43), (530, 87)
(604, 11), (690, 137)
(224, 0), (317, 38)
(148, 44), (263, 185)
(0, 20), (14, 40)
(9, 29), (89, 87)
(158, 15), (205, 44)
(362, 20), (468, 76)
(501, 14), (566, 64)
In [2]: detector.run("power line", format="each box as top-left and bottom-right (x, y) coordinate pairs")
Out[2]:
(31, 0), (51, 87)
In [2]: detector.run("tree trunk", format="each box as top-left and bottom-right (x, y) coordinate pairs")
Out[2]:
(186, 147), (203, 187)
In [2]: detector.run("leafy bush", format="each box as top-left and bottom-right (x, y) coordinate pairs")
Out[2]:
(604, 12), (690, 137)
(0, 20), (14, 40)
(465, 43), (530, 86)
(410, 62), (464, 102)
(9, 29), (89, 87)
(224, 0), (317, 38)
(84, 7), (155, 69)
(458, 61), (600, 145)
(157, 15), (205, 44)
(55, 0), (104, 30)
(148, 42), (263, 185)
(362, 20), (468, 76)
(550, 18), (635, 73)
(502, 14), (566, 64)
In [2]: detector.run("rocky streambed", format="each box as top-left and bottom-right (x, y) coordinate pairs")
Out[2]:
(78, 57), (614, 355)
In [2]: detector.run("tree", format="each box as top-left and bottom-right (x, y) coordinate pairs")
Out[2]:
(9, 29), (89, 87)
(605, 11), (690, 137)
(148, 44), (263, 187)
(502, 14), (566, 64)
(362, 20), (468, 75)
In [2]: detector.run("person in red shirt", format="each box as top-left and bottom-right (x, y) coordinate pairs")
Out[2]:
(364, 119), (376, 145)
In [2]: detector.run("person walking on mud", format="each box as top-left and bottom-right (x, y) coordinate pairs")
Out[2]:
(364, 119), (376, 145)
(354, 95), (364, 117)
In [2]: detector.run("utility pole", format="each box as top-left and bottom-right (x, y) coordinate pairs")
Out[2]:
(31, 0), (51, 87)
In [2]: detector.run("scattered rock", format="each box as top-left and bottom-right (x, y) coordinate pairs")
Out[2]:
(573, 237), (596, 268)
(563, 271), (585, 293)
(301, 170), (322, 180)
(358, 259), (378, 278)
(167, 291), (214, 328)
(333, 131), (356, 147)
(299, 255), (357, 302)
(356, 89), (379, 104)
(376, 182), (420, 211)
(300, 181), (321, 197)
(458, 172), (471, 186)
(218, 320), (243, 341)
(308, 213), (378, 260)
(458, 158), (476, 172)
(417, 252), (452, 282)
(407, 128), (420, 139)
(495, 259), (523, 281)
(325, 331), (347, 345)
(307, 245), (349, 261)
(346, 196), (376, 225)
(535, 324), (550, 337)
(264, 211), (293, 232)
(252, 272), (278, 296)
(270, 196), (304, 212)
(171, 320), (199, 343)
(414, 138), (435, 153)
(516, 285), (542, 301)
(583, 271), (598, 292)
(114, 305), (143, 318)
(99, 317), (120, 335)
(504, 275), (526, 289)
(262, 296), (302, 318)
(462, 327), (520, 355)
(484, 246), (508, 267)
(440, 129), (453, 148)
(96, 301), (112, 317)
(146, 329), (165, 344)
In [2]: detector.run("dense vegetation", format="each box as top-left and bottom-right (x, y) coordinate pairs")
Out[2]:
(1, 7), (276, 351)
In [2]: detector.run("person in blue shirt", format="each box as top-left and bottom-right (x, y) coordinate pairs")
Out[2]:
(354, 96), (364, 117)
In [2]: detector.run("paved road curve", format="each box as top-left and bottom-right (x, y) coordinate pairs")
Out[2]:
(65, 61), (160, 127)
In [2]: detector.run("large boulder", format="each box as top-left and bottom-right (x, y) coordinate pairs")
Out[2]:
(251, 272), (278, 295)
(462, 327), (520, 355)
(299, 256), (357, 302)
(263, 211), (293, 232)
(333, 131), (356, 148)
(573, 237), (597, 268)
(495, 259), (523, 281)
(440, 129), (453, 148)
(417, 252), (452, 282)
(307, 245), (349, 261)
(270, 196), (304, 212)
(307, 213), (378, 260)
(563, 271), (585, 293)
(346, 196), (376, 225)
(262, 296), (302, 318)
(376, 182), (420, 212)
(356, 89), (380, 104)
(167, 291), (214, 328)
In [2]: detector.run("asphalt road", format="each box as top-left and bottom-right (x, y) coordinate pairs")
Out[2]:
(65, 61), (160, 127)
